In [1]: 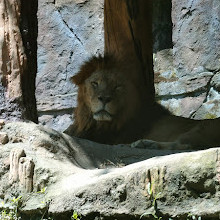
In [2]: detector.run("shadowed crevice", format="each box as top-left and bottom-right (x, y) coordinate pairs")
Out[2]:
(20, 0), (38, 122)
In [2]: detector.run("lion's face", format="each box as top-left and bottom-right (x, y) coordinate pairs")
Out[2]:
(71, 55), (143, 136)
(82, 69), (140, 124)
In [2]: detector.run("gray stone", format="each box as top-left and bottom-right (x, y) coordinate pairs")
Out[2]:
(158, 93), (206, 118)
(211, 72), (220, 92)
(19, 157), (35, 193)
(154, 0), (220, 118)
(9, 148), (26, 183)
(192, 88), (220, 119)
(36, 0), (220, 129)
(154, 49), (174, 76)
(0, 132), (9, 145)
(36, 0), (104, 131)
(155, 72), (213, 96)
(38, 112), (73, 132)
(172, 0), (220, 77)
(155, 71), (214, 116)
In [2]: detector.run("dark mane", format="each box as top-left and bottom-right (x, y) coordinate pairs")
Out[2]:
(66, 54), (169, 144)
(71, 54), (116, 85)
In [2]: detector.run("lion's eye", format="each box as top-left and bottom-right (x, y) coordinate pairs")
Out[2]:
(91, 81), (98, 88)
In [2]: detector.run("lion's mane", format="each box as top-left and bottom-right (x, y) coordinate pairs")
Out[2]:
(68, 55), (162, 144)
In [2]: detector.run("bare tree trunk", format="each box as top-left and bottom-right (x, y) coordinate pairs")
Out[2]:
(0, 0), (25, 99)
(0, 0), (37, 122)
(104, 0), (155, 103)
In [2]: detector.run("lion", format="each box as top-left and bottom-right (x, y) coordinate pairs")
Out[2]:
(66, 55), (220, 149)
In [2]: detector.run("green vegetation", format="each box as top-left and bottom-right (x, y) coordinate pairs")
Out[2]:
(37, 187), (47, 194)
(0, 196), (22, 220)
(140, 182), (202, 220)
(0, 189), (81, 220)
(140, 182), (162, 219)
(71, 211), (81, 220)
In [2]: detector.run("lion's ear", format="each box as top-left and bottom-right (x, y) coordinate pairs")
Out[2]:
(70, 54), (114, 85)
(70, 74), (83, 85)
(70, 56), (101, 85)
(70, 64), (95, 85)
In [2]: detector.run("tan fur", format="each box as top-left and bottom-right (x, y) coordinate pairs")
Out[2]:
(67, 55), (220, 149)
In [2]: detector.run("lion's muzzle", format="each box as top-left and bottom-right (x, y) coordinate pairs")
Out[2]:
(93, 110), (113, 121)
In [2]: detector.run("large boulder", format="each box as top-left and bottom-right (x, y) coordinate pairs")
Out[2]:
(0, 122), (219, 219)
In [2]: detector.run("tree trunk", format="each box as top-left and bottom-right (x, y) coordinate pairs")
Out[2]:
(104, 0), (155, 103)
(0, 0), (37, 122)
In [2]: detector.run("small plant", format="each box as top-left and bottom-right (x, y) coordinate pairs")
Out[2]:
(140, 182), (162, 220)
(40, 199), (52, 220)
(0, 196), (22, 220)
(37, 187), (47, 194)
(71, 210), (81, 220)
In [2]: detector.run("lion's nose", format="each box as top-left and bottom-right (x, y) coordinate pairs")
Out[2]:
(98, 96), (112, 104)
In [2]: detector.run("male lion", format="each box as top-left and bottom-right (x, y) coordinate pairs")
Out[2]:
(67, 55), (220, 149)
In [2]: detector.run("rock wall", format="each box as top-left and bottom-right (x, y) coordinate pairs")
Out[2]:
(36, 0), (104, 132)
(154, 0), (220, 119)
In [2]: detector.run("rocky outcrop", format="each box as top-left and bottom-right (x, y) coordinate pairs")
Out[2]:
(9, 148), (26, 184)
(9, 148), (35, 193)
(36, 0), (104, 132)
(18, 156), (35, 193)
(153, 0), (220, 119)
(0, 122), (220, 219)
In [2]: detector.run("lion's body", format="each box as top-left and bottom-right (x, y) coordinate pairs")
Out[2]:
(67, 55), (220, 149)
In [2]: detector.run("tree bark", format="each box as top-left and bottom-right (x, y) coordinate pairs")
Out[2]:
(0, 0), (37, 122)
(0, 0), (25, 99)
(104, 0), (155, 102)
